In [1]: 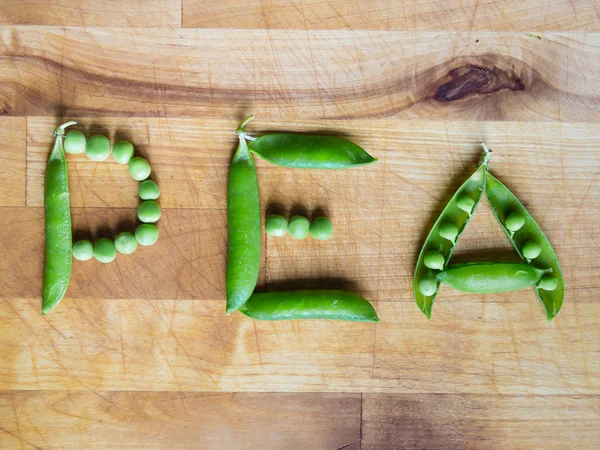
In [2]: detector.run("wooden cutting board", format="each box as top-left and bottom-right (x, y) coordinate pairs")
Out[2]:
(0, 1), (599, 448)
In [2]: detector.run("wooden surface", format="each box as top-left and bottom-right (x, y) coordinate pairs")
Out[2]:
(0, 1), (599, 449)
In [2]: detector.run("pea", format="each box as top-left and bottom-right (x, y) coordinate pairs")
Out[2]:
(64, 130), (86, 155)
(288, 215), (310, 239)
(436, 262), (548, 294)
(129, 156), (151, 181)
(522, 240), (542, 260)
(309, 216), (334, 241)
(438, 222), (459, 242)
(94, 238), (117, 263)
(137, 200), (161, 223)
(505, 212), (525, 232)
(265, 214), (288, 237)
(86, 134), (111, 162)
(418, 277), (438, 296)
(112, 140), (134, 164)
(138, 180), (160, 200)
(43, 121), (77, 315)
(457, 195), (475, 214)
(136, 224), (159, 246)
(115, 232), (138, 255)
(72, 239), (94, 261)
(538, 275), (558, 291)
(423, 250), (444, 270)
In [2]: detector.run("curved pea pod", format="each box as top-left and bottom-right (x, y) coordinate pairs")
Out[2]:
(485, 173), (565, 320)
(248, 134), (377, 169)
(413, 162), (487, 319)
(226, 119), (262, 314)
(239, 290), (380, 322)
(43, 121), (76, 315)
(436, 262), (550, 294)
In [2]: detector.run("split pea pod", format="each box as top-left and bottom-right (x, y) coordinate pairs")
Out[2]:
(239, 290), (380, 322)
(485, 173), (564, 320)
(436, 262), (549, 294)
(248, 134), (377, 169)
(412, 153), (489, 318)
(43, 121), (76, 315)
(226, 116), (261, 314)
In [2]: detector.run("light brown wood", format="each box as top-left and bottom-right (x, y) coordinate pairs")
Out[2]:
(0, 117), (25, 206)
(1, 28), (600, 121)
(0, 1), (181, 27)
(0, 391), (361, 449)
(0, 298), (597, 393)
(1, 4), (599, 448)
(183, 0), (600, 31)
(362, 394), (600, 449)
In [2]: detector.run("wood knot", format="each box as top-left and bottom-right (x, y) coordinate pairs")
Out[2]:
(434, 65), (525, 102)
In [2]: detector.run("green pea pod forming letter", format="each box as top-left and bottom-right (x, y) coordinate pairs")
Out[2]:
(485, 173), (564, 320)
(248, 134), (377, 169)
(43, 121), (77, 315)
(412, 152), (489, 318)
(226, 116), (262, 314)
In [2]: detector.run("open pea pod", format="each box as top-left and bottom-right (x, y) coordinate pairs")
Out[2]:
(248, 134), (377, 169)
(413, 160), (487, 318)
(485, 173), (564, 320)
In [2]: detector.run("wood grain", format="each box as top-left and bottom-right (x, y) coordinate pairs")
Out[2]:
(0, 0), (181, 27)
(362, 394), (600, 449)
(0, 298), (597, 393)
(2, 28), (600, 121)
(0, 117), (25, 206)
(0, 391), (361, 449)
(183, 0), (600, 32)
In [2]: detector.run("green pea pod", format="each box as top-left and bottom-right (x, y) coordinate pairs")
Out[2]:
(239, 290), (379, 322)
(485, 173), (565, 320)
(226, 116), (261, 314)
(436, 262), (550, 294)
(413, 156), (488, 319)
(248, 134), (377, 169)
(43, 121), (77, 315)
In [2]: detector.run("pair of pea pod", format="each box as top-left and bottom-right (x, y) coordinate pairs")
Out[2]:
(226, 116), (379, 322)
(413, 147), (564, 321)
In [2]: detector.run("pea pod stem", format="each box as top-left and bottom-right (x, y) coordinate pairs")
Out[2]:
(42, 121), (76, 315)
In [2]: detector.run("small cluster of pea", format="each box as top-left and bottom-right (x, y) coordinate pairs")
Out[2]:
(418, 202), (558, 296)
(265, 214), (334, 241)
(63, 130), (161, 263)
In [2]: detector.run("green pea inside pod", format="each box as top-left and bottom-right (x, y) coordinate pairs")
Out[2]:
(138, 180), (160, 200)
(505, 212), (525, 232)
(418, 277), (438, 296)
(112, 140), (134, 164)
(423, 250), (444, 270)
(72, 239), (94, 261)
(309, 217), (334, 241)
(94, 238), (117, 263)
(438, 222), (459, 242)
(457, 195), (475, 215)
(86, 134), (111, 162)
(522, 240), (542, 260)
(288, 215), (310, 239)
(265, 214), (288, 237)
(64, 130), (86, 155)
(538, 276), (558, 291)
